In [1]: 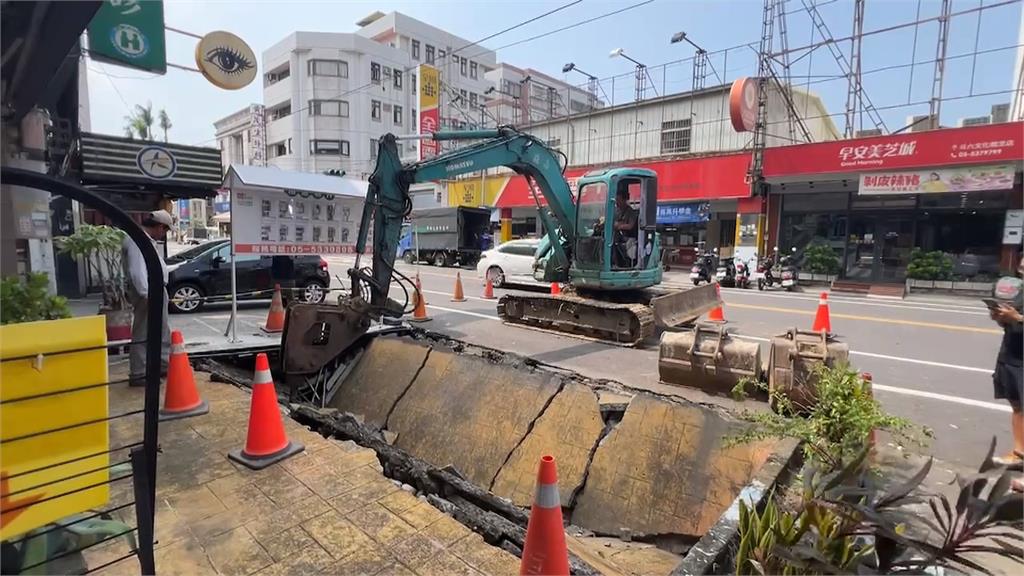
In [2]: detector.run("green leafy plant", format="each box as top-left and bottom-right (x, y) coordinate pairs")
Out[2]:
(55, 224), (129, 310)
(0, 273), (71, 325)
(729, 364), (928, 471)
(736, 442), (1024, 575)
(802, 243), (840, 276)
(906, 248), (953, 281)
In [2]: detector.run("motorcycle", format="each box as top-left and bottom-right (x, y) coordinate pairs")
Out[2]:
(755, 247), (779, 291)
(689, 246), (716, 286)
(734, 258), (751, 289)
(779, 247), (799, 291)
(715, 257), (736, 287)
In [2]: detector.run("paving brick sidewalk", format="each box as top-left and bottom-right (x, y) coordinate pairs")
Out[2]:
(88, 366), (520, 576)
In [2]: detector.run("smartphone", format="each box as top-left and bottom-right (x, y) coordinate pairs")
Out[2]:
(982, 298), (1002, 310)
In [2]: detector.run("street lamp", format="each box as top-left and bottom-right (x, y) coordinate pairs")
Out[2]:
(670, 31), (711, 91)
(609, 48), (647, 101)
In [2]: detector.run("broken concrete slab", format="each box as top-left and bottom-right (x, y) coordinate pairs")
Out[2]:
(385, 341), (563, 490)
(571, 394), (775, 538)
(327, 336), (429, 426)
(491, 382), (604, 507)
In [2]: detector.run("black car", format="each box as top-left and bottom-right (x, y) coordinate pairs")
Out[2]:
(167, 240), (330, 313)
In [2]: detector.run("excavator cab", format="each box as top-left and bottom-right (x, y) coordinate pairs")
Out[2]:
(571, 168), (662, 291)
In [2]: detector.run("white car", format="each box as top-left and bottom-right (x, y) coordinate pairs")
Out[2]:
(476, 239), (542, 288)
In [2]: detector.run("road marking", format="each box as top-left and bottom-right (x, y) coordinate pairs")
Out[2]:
(421, 288), (493, 302)
(426, 304), (501, 321)
(717, 289), (988, 316)
(732, 334), (991, 373)
(191, 316), (223, 334)
(870, 384), (1011, 413)
(727, 302), (1000, 334)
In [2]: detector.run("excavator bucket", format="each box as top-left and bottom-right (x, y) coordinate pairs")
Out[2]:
(658, 322), (761, 394)
(649, 282), (720, 328)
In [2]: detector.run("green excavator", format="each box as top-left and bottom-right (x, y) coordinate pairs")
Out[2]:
(280, 128), (719, 377)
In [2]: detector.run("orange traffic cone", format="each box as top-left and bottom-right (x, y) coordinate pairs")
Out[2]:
(159, 331), (209, 421)
(409, 276), (431, 323)
(706, 283), (726, 323)
(482, 276), (496, 300)
(812, 291), (831, 334)
(261, 284), (286, 333)
(521, 455), (570, 576)
(550, 282), (561, 296)
(451, 271), (467, 302)
(228, 353), (304, 470)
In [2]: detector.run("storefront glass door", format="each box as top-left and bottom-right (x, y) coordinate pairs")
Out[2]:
(844, 217), (914, 282)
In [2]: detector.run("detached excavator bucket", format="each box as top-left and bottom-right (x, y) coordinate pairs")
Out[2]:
(658, 322), (761, 394)
(649, 282), (720, 328)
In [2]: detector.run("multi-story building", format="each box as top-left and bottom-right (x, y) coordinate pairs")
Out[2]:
(484, 63), (602, 126)
(213, 104), (267, 169)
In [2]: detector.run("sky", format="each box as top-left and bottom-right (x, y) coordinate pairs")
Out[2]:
(85, 0), (1024, 147)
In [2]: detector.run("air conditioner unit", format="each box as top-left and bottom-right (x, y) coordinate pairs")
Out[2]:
(906, 114), (936, 132)
(958, 116), (991, 127)
(991, 103), (1010, 123)
(855, 129), (883, 137)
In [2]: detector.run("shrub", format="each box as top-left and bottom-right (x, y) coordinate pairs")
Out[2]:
(1, 273), (71, 325)
(55, 224), (129, 309)
(802, 243), (840, 276)
(905, 248), (953, 280)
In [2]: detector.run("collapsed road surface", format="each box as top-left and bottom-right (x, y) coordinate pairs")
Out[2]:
(288, 328), (784, 563)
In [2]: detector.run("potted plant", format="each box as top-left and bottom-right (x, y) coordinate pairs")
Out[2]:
(0, 272), (71, 325)
(56, 225), (132, 341)
(906, 248), (953, 289)
(802, 241), (840, 281)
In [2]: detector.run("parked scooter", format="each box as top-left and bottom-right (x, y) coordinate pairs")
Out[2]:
(715, 257), (736, 287)
(755, 247), (779, 290)
(779, 247), (799, 291)
(734, 258), (751, 289)
(690, 246), (716, 286)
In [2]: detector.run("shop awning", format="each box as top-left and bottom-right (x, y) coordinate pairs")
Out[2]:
(493, 152), (751, 208)
(762, 121), (1024, 181)
(223, 165), (368, 198)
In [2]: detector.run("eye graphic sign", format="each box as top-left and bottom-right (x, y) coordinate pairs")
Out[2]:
(195, 31), (257, 90)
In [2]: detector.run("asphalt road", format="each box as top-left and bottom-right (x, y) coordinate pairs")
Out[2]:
(164, 249), (1011, 471)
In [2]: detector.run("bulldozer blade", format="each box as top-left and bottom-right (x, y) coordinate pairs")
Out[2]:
(658, 323), (761, 393)
(649, 283), (720, 328)
(281, 300), (373, 376)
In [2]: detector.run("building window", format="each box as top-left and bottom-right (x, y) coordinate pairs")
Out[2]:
(547, 138), (561, 149)
(309, 99), (349, 117)
(502, 79), (521, 99)
(308, 59), (348, 77)
(264, 65), (290, 86)
(371, 62), (381, 84)
(394, 69), (403, 90)
(268, 103), (291, 121)
(371, 100), (381, 121)
(470, 61), (478, 80)
(425, 44), (435, 64)
(370, 138), (379, 159)
(660, 119), (692, 154)
(412, 39), (420, 60)
(460, 57), (467, 76)
(411, 73), (417, 92)
(438, 49), (446, 64)
(268, 141), (288, 158)
(311, 140), (350, 156)
(394, 105), (404, 125)
(411, 108), (417, 123)
(459, 89), (467, 104)
(469, 93), (478, 107)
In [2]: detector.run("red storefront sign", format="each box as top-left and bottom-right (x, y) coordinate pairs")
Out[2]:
(762, 121), (1024, 178)
(494, 153), (751, 208)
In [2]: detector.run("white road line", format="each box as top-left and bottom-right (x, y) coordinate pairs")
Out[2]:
(421, 288), (493, 302)
(426, 304), (501, 321)
(191, 316), (223, 334)
(870, 384), (1011, 413)
(731, 334), (991, 373)
(714, 288), (987, 316)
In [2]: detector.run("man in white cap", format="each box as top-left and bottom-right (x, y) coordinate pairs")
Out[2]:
(123, 209), (172, 386)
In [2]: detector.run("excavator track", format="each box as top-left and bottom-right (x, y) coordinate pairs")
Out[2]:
(496, 293), (655, 347)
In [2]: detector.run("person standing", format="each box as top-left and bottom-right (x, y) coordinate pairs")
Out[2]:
(991, 256), (1023, 484)
(123, 210), (172, 387)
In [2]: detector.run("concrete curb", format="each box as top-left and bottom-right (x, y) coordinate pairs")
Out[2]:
(671, 438), (804, 576)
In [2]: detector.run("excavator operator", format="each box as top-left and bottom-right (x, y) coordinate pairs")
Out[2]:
(612, 186), (638, 268)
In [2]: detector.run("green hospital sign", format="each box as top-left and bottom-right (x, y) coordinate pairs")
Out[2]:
(87, 0), (166, 74)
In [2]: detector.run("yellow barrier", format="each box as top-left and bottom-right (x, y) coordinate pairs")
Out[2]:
(1, 315), (109, 541)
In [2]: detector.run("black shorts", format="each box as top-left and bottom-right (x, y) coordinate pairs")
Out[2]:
(994, 360), (1024, 409)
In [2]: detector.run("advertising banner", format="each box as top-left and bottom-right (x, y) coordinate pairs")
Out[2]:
(858, 164), (1016, 195)
(763, 121), (1023, 178)
(87, 0), (167, 74)
(231, 189), (364, 254)
(418, 64), (440, 160)
(656, 202), (710, 225)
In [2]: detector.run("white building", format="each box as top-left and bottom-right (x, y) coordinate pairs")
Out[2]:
(213, 104), (267, 169)
(484, 63), (602, 126)
(520, 82), (841, 167)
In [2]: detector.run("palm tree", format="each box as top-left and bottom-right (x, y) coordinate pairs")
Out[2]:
(123, 102), (155, 140)
(158, 109), (172, 142)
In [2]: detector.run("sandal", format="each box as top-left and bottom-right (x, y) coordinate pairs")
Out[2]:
(992, 451), (1024, 471)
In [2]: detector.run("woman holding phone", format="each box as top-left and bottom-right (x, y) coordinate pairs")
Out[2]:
(990, 256), (1024, 492)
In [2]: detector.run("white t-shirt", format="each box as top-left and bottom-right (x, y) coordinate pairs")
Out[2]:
(122, 234), (167, 298)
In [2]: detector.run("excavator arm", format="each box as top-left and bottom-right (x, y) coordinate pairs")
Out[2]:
(353, 128), (577, 315)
